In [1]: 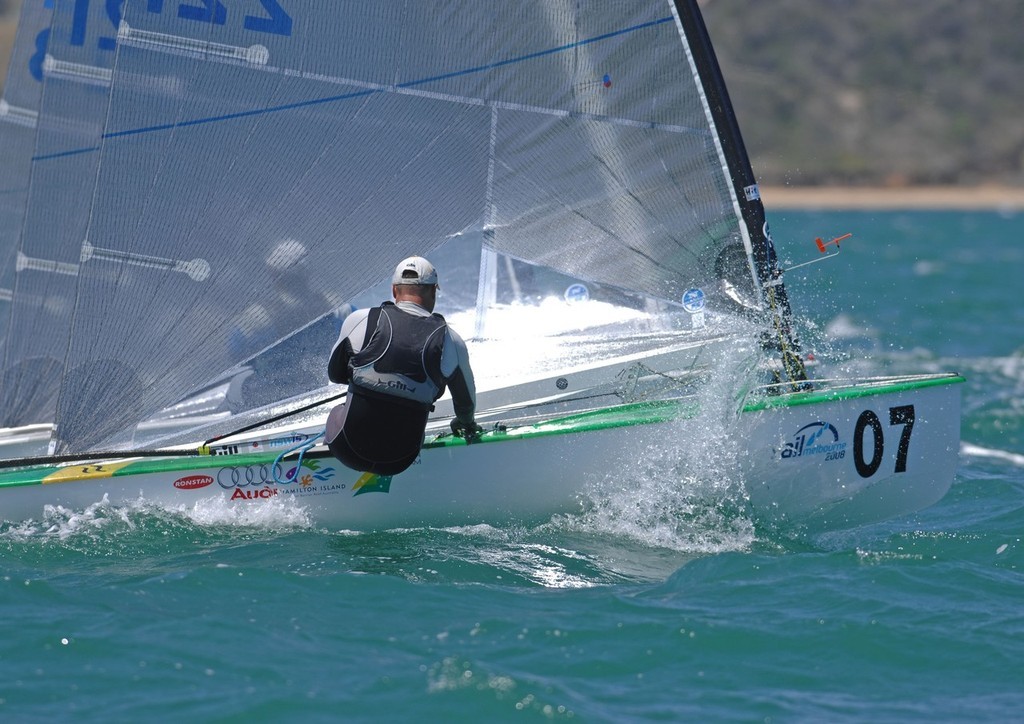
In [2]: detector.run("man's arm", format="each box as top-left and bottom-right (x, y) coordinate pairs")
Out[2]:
(327, 309), (369, 384)
(448, 367), (476, 425)
(443, 328), (478, 427)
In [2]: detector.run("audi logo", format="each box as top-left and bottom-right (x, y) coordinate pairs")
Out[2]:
(217, 463), (297, 489)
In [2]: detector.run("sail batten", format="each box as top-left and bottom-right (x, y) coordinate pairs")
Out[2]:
(118, 22), (271, 65)
(0, 99), (39, 128)
(42, 55), (114, 86)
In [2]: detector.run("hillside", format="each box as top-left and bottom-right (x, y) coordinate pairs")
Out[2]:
(0, 1), (13, 95)
(703, 0), (1024, 186)
(2, 1), (1022, 188)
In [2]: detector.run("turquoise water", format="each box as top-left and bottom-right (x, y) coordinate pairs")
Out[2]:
(2, 211), (1021, 722)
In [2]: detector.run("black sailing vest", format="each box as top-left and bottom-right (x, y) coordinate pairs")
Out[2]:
(348, 302), (448, 408)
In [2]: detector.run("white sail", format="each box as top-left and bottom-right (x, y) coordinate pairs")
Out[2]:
(0, 0), (53, 424)
(40, 1), (766, 452)
(0, 0), (118, 428)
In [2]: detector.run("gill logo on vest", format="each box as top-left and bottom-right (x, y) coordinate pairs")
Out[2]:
(349, 304), (446, 406)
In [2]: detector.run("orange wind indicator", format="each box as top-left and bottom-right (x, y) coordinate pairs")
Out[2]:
(779, 232), (852, 274)
(815, 233), (852, 253)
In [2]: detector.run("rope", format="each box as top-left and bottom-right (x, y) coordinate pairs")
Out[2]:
(0, 447), (204, 470)
(272, 431), (326, 485)
(203, 391), (345, 447)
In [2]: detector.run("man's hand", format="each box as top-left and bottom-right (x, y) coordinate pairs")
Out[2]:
(450, 419), (484, 443)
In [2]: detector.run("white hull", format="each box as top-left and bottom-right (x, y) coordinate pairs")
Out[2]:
(0, 374), (963, 532)
(739, 376), (962, 530)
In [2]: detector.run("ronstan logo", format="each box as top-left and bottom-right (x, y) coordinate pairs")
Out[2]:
(173, 474), (214, 490)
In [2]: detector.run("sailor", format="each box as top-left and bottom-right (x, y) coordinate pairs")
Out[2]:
(325, 256), (482, 475)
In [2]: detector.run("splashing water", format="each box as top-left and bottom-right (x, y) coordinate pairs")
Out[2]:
(0, 492), (312, 546)
(563, 334), (762, 554)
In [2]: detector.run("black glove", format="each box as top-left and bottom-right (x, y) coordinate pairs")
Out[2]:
(450, 419), (484, 443)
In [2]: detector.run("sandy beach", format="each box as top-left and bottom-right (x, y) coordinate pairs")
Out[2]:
(760, 185), (1024, 211)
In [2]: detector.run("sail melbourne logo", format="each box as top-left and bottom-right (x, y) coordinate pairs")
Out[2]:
(779, 421), (847, 462)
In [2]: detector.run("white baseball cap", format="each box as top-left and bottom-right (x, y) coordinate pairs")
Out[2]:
(392, 256), (439, 286)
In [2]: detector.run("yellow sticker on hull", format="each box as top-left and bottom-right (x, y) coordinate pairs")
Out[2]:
(43, 460), (135, 484)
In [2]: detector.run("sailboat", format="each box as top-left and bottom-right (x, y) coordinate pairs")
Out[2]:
(0, 0), (962, 532)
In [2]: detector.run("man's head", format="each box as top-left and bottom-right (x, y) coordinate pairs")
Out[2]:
(391, 256), (439, 311)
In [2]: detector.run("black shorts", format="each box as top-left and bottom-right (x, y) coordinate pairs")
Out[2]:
(325, 392), (429, 475)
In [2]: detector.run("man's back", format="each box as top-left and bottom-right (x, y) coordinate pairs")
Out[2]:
(324, 256), (480, 475)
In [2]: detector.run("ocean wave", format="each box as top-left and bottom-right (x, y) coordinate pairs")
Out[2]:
(961, 442), (1024, 467)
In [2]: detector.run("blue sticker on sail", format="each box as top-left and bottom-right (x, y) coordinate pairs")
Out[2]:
(681, 288), (705, 313)
(564, 283), (590, 303)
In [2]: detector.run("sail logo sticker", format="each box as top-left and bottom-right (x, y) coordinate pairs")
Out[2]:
(682, 288), (706, 329)
(564, 283), (590, 303)
(173, 474), (214, 490)
(779, 421), (847, 462)
(681, 288), (706, 313)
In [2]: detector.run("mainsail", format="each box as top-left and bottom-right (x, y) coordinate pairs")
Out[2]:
(0, 0), (53, 423)
(25, 0), (805, 453)
(1, 0), (117, 427)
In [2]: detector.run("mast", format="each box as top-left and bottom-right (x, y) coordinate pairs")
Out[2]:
(672, 0), (809, 386)
(473, 104), (500, 341)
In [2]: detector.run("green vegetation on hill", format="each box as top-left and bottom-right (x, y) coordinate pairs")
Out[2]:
(702, 0), (1024, 186)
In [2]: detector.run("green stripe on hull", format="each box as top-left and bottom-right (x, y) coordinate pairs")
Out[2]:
(424, 398), (700, 449)
(0, 466), (60, 488)
(0, 400), (699, 489)
(0, 373), (962, 489)
(0, 451), (305, 490)
(741, 373), (965, 412)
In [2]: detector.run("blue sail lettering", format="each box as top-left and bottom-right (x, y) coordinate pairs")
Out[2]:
(29, 28), (50, 82)
(244, 0), (292, 36)
(71, 0), (90, 46)
(98, 0), (121, 50)
(144, 0), (293, 37)
(178, 0), (227, 25)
